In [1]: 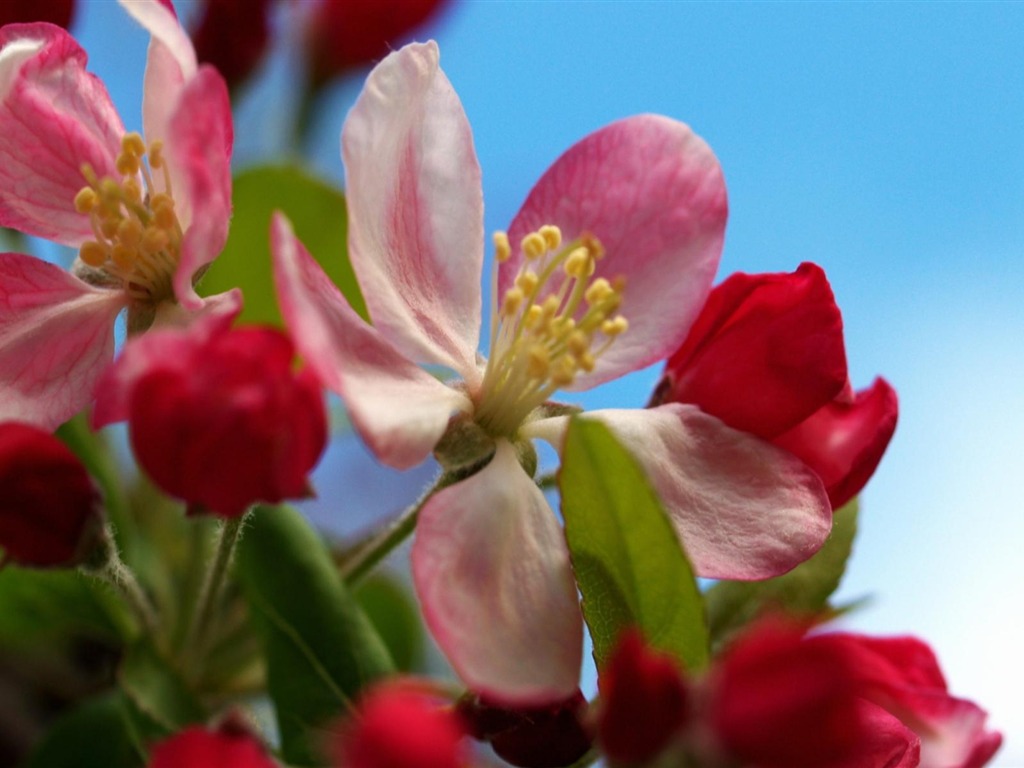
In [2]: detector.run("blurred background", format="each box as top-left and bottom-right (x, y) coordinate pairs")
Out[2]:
(63, 1), (1024, 762)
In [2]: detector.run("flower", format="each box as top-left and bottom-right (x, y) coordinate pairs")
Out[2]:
(0, 0), (75, 29)
(91, 298), (326, 518)
(0, 0), (233, 430)
(333, 682), (469, 768)
(651, 262), (898, 508)
(148, 722), (278, 768)
(190, 0), (272, 92)
(271, 41), (831, 703)
(0, 420), (102, 567)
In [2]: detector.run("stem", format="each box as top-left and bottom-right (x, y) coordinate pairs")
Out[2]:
(536, 471), (558, 491)
(186, 515), (246, 668)
(90, 525), (159, 636)
(341, 471), (459, 586)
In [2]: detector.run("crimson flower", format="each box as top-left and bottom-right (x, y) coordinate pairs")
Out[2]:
(0, 0), (233, 429)
(92, 299), (327, 518)
(333, 682), (469, 768)
(652, 262), (898, 508)
(0, 421), (102, 567)
(191, 0), (272, 91)
(148, 724), (278, 768)
(272, 41), (831, 704)
(0, 0), (74, 28)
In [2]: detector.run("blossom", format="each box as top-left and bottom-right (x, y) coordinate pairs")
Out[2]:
(0, 0), (75, 29)
(0, 420), (102, 567)
(651, 262), (898, 508)
(148, 723), (278, 768)
(0, 0), (233, 430)
(190, 0), (272, 92)
(271, 41), (832, 703)
(333, 682), (469, 768)
(91, 296), (326, 518)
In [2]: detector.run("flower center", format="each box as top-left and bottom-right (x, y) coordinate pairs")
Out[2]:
(474, 224), (628, 438)
(73, 132), (183, 304)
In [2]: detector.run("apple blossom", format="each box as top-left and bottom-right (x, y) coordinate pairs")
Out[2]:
(148, 723), (278, 768)
(0, 0), (233, 430)
(272, 41), (832, 704)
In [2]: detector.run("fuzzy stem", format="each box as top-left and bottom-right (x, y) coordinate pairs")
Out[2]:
(186, 515), (246, 668)
(89, 525), (159, 637)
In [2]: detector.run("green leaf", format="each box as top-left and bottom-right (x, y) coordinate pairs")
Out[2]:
(119, 639), (204, 736)
(235, 506), (393, 766)
(559, 418), (708, 672)
(198, 164), (365, 326)
(354, 573), (424, 673)
(704, 498), (860, 647)
(22, 692), (144, 768)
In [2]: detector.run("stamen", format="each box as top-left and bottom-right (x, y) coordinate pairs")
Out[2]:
(493, 231), (512, 262)
(521, 232), (546, 260)
(539, 225), (562, 251)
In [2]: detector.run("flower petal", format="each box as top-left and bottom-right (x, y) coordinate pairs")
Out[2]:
(0, 23), (123, 245)
(659, 262), (847, 439)
(773, 377), (898, 509)
(271, 213), (470, 469)
(0, 252), (127, 429)
(412, 441), (583, 705)
(526, 405), (832, 580)
(165, 65), (233, 309)
(117, 0), (197, 146)
(505, 115), (727, 389)
(342, 41), (482, 380)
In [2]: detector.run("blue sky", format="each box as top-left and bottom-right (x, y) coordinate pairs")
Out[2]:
(72, 1), (1022, 759)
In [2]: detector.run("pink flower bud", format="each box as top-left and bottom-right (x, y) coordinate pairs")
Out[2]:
(148, 722), (277, 768)
(0, 0), (75, 28)
(95, 315), (327, 518)
(596, 629), (689, 763)
(334, 682), (469, 768)
(191, 0), (273, 91)
(0, 422), (102, 568)
(457, 690), (592, 768)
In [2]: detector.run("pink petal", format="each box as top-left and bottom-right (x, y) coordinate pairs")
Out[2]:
(0, 252), (127, 429)
(91, 287), (242, 428)
(342, 41), (482, 381)
(117, 0), (197, 146)
(271, 213), (471, 469)
(0, 23), (123, 245)
(827, 702), (921, 768)
(165, 65), (233, 310)
(412, 441), (583, 704)
(773, 377), (898, 509)
(526, 405), (832, 580)
(505, 115), (727, 390)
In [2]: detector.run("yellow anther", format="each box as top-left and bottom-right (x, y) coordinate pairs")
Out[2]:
(515, 271), (539, 294)
(74, 187), (97, 214)
(116, 152), (140, 176)
(502, 287), (524, 317)
(567, 330), (589, 356)
(526, 344), (550, 379)
(121, 133), (146, 157)
(493, 231), (511, 262)
(123, 178), (142, 203)
(564, 247), (594, 278)
(601, 316), (629, 336)
(549, 316), (576, 338)
(521, 232), (546, 260)
(541, 295), (560, 319)
(141, 226), (169, 254)
(539, 225), (562, 251)
(576, 351), (596, 373)
(117, 219), (143, 248)
(582, 233), (605, 260)
(584, 278), (613, 305)
(79, 241), (107, 268)
(100, 217), (121, 239)
(148, 140), (164, 169)
(111, 244), (135, 270)
(551, 357), (577, 387)
(99, 178), (122, 204)
(524, 304), (544, 329)
(154, 203), (176, 230)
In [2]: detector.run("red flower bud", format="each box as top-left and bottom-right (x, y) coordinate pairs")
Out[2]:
(0, 0), (75, 28)
(148, 723), (277, 768)
(457, 690), (592, 768)
(191, 0), (273, 92)
(0, 422), (102, 568)
(335, 682), (469, 768)
(709, 618), (880, 768)
(94, 309), (327, 518)
(597, 630), (689, 764)
(305, 0), (450, 86)
(653, 263), (897, 508)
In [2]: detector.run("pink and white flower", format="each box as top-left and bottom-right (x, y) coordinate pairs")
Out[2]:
(272, 42), (832, 704)
(0, 0), (233, 429)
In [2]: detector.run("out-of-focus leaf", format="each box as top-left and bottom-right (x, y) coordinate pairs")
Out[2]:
(353, 572), (423, 673)
(119, 639), (204, 736)
(235, 506), (393, 766)
(705, 499), (859, 646)
(559, 418), (708, 672)
(21, 692), (143, 768)
(198, 164), (364, 326)
(56, 414), (130, 535)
